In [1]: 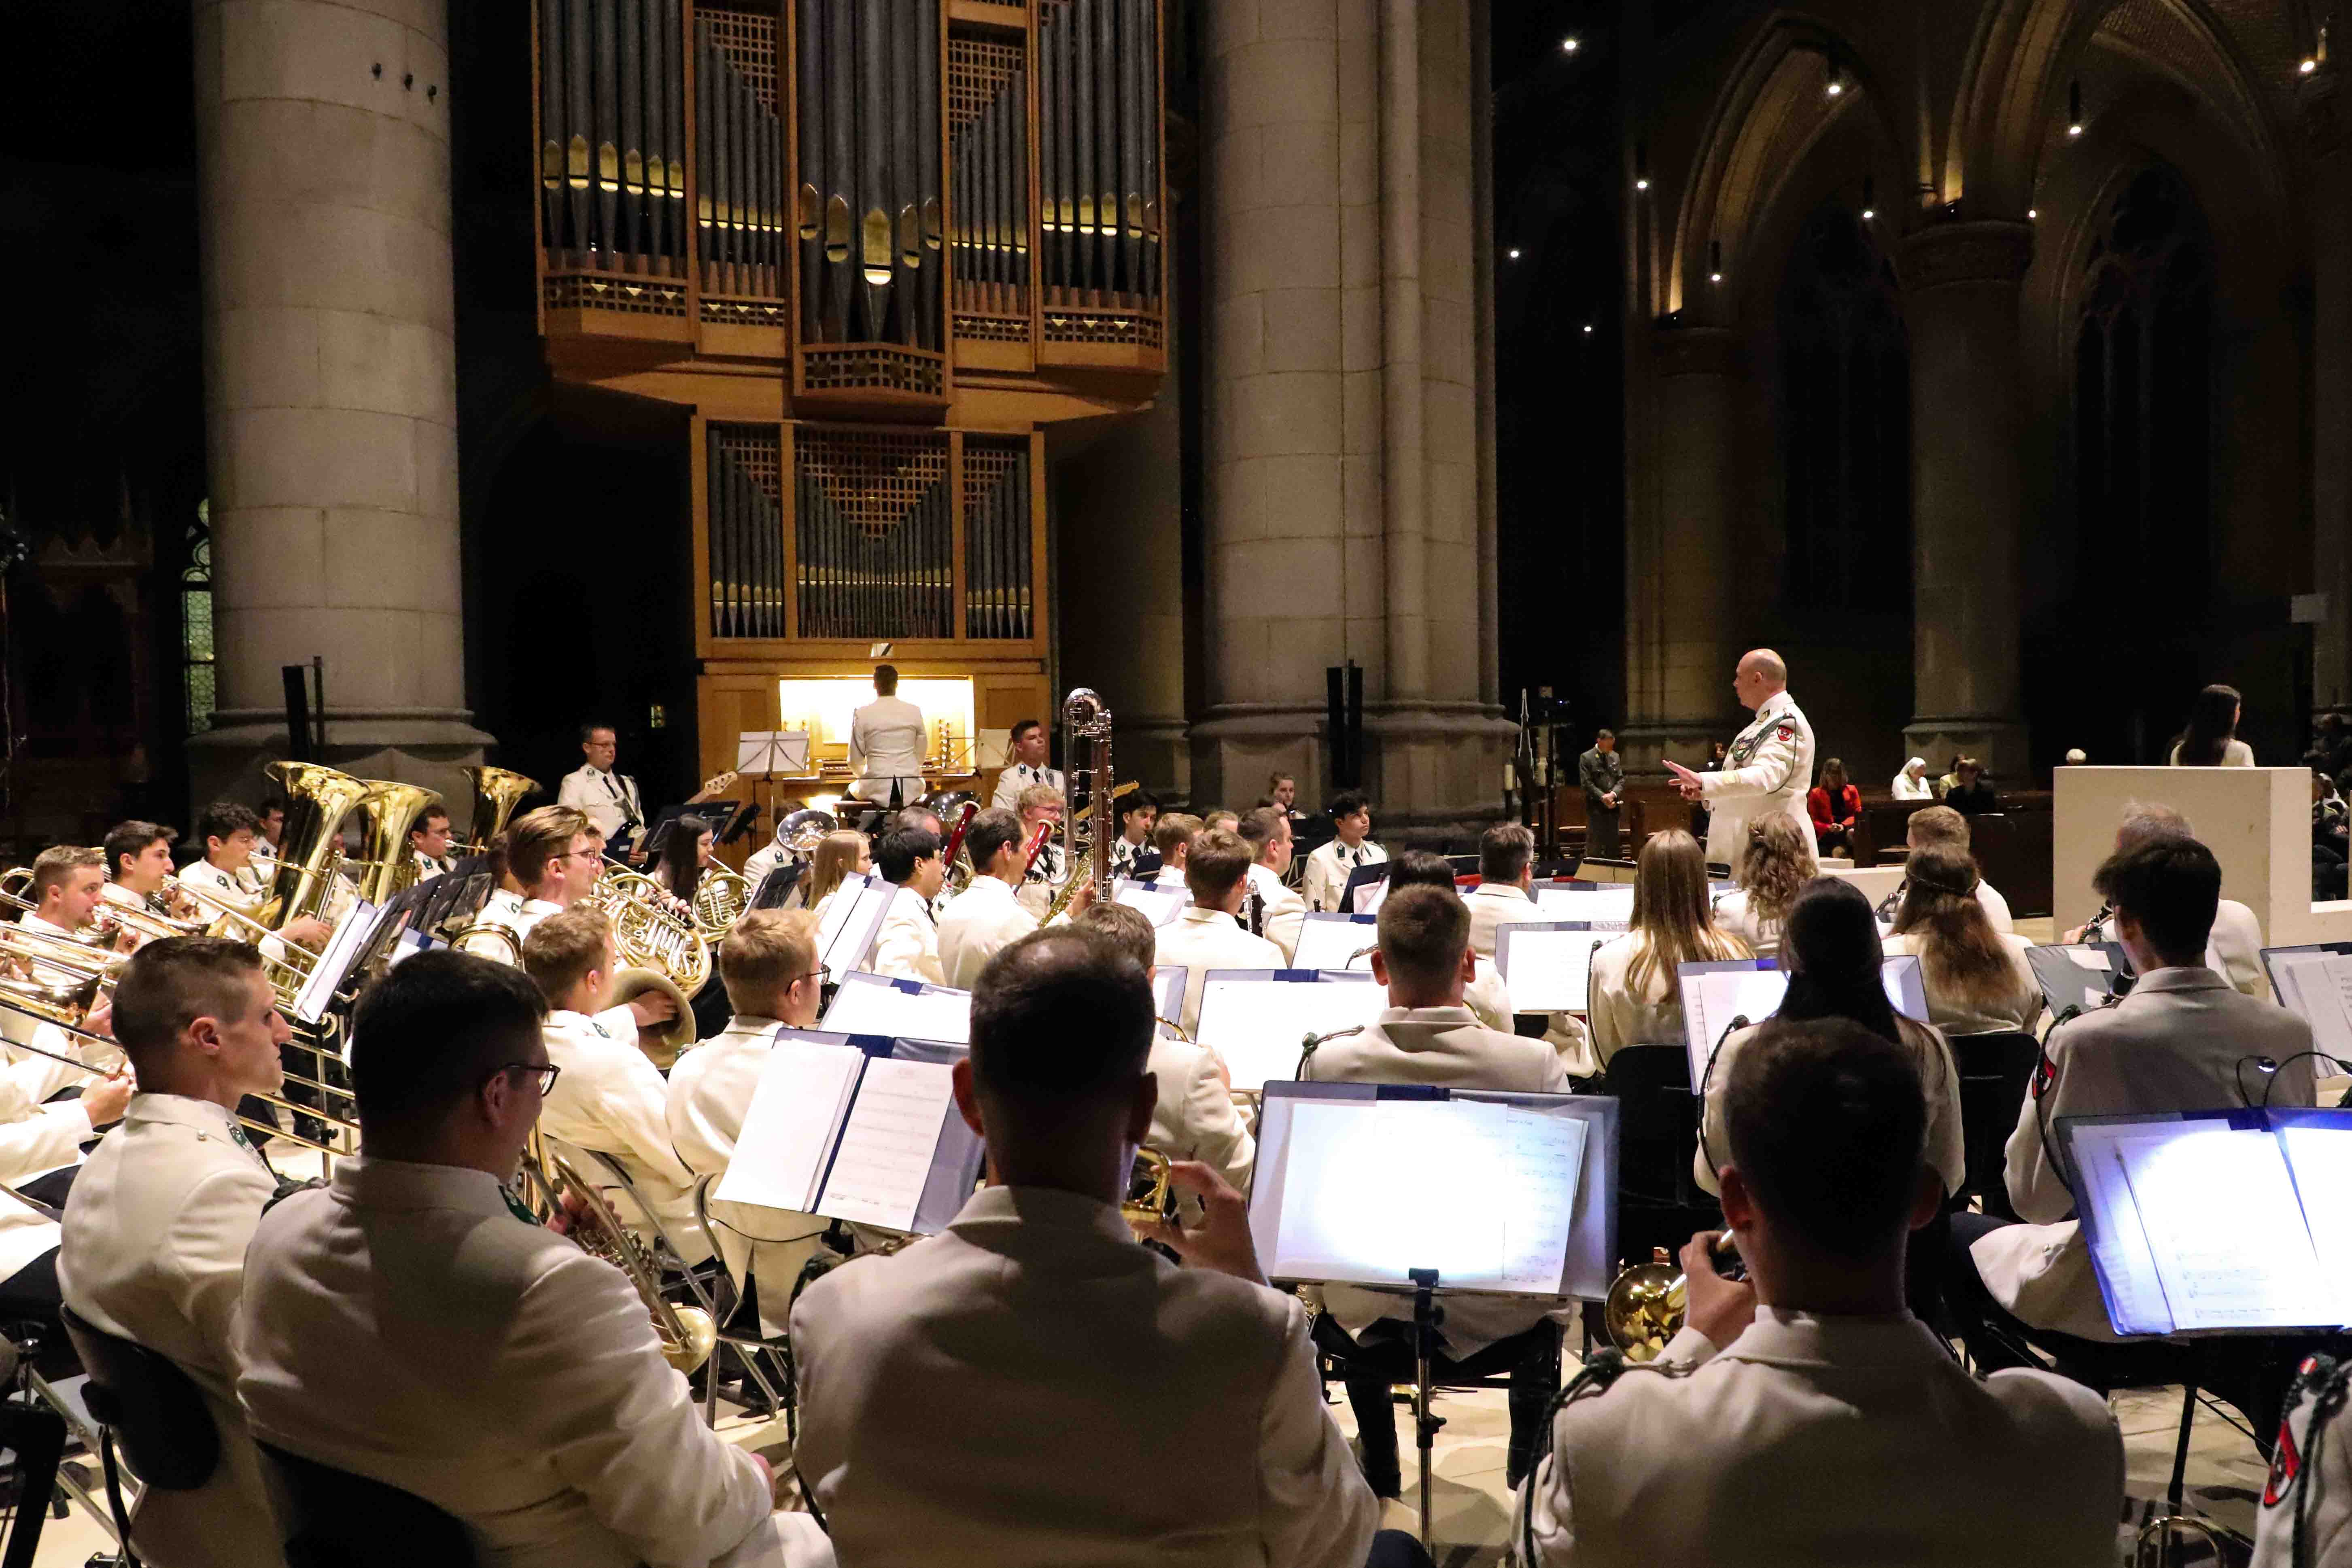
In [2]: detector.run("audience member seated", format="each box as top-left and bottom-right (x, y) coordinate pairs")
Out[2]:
(1713, 814), (1813, 958)
(1588, 830), (1750, 1067)
(1303, 791), (1387, 913)
(1305, 885), (1568, 1497)
(1385, 851), (1517, 1034)
(521, 908), (708, 1264)
(1151, 828), (1286, 1034)
(58, 937), (291, 1568)
(2066, 803), (2265, 996)
(1806, 758), (1861, 859)
(1881, 848), (2042, 1036)
(2170, 681), (2255, 766)
(2315, 766), (2349, 901)
(1520, 1017), (2122, 1565)
(1951, 834), (2318, 1359)
(1891, 756), (1933, 800)
(1074, 903), (1253, 1196)
(1147, 813), (1200, 889)
(1881, 806), (2014, 935)
(236, 950), (829, 1567)
(790, 927), (1419, 1568)
(667, 910), (832, 1336)
(1237, 808), (1307, 961)
(1944, 758), (1998, 815)
(868, 827), (947, 984)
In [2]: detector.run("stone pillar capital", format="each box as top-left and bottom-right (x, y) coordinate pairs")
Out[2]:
(1650, 322), (1747, 380)
(1898, 220), (2035, 295)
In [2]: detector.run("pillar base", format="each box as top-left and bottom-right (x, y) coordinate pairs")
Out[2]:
(1902, 717), (2029, 785)
(1611, 720), (1741, 778)
(189, 709), (497, 823)
(1189, 702), (1518, 849)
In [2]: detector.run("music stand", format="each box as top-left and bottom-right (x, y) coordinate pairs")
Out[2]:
(737, 731), (812, 854)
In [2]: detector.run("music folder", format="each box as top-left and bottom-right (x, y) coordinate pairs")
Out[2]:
(1338, 860), (1391, 914)
(815, 874), (898, 972)
(1494, 921), (1608, 1014)
(819, 970), (973, 1045)
(714, 1028), (983, 1236)
(2261, 943), (2352, 1069)
(1532, 882), (1637, 924)
(2061, 1108), (2352, 1336)
(1193, 970), (1389, 1093)
(1112, 878), (1191, 927)
(1290, 912), (1380, 972)
(1248, 1082), (1619, 1300)
(1676, 956), (1927, 1089)
(2026, 943), (2132, 1017)
(291, 900), (393, 1025)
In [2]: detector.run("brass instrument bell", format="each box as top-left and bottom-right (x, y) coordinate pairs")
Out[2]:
(1603, 1247), (1688, 1362)
(462, 765), (541, 853)
(1121, 1147), (1175, 1233)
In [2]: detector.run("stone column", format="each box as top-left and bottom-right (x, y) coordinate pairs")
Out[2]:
(1900, 221), (2032, 777)
(1194, 0), (1510, 835)
(1618, 325), (1745, 770)
(2309, 95), (2352, 717)
(188, 0), (490, 810)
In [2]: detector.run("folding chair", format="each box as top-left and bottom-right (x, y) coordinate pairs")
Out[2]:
(692, 1174), (797, 1433)
(1949, 1031), (2038, 1221)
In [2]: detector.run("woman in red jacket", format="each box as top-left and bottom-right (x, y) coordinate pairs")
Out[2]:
(1808, 757), (1862, 859)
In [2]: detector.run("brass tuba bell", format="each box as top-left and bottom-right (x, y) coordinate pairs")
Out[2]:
(462, 766), (541, 854)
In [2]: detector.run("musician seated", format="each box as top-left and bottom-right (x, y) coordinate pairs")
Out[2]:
(1588, 830), (1750, 1067)
(21, 844), (111, 944)
(408, 806), (453, 884)
(251, 796), (287, 866)
(790, 928), (1412, 1568)
(2258, 1356), (2352, 1568)
(1201, 808), (1242, 834)
(235, 951), (829, 1568)
(1237, 808), (1306, 961)
(0, 991), (134, 1339)
(102, 820), (180, 917)
(1711, 814), (1814, 959)
(1520, 1017), (2123, 1565)
(1302, 791), (1388, 913)
(667, 910), (832, 1337)
(520, 909), (708, 1266)
(869, 827), (946, 985)
(939, 809), (1090, 990)
(179, 803), (268, 913)
(1951, 834), (2318, 1359)
(1896, 806), (2014, 934)
(1074, 903), (1252, 1195)
(1147, 812), (1201, 889)
(1106, 791), (1158, 883)
(1150, 828), (1285, 1034)
(1306, 885), (1568, 1499)
(457, 805), (595, 962)
(803, 830), (872, 929)
(58, 936), (292, 1568)
(1384, 851), (1518, 1033)
(1879, 848), (2041, 1036)
(988, 718), (1063, 811)
(2064, 803), (2265, 996)
(1463, 823), (1545, 960)
(1013, 784), (1068, 921)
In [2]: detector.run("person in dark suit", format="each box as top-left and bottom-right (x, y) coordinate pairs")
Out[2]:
(1579, 729), (1624, 858)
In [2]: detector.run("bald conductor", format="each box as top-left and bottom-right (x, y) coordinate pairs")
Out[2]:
(1666, 649), (1818, 870)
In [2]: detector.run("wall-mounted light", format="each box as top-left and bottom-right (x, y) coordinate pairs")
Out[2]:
(1507, 247), (1521, 259)
(1561, 35), (1579, 53)
(1633, 141), (1649, 193)
(1826, 61), (1845, 98)
(1709, 239), (1724, 284)
(2068, 79), (2084, 136)
(1860, 174), (1875, 221)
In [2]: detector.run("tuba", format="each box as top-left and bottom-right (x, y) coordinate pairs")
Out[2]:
(1045, 688), (1114, 921)
(257, 760), (376, 933)
(346, 779), (446, 904)
(463, 766), (541, 854)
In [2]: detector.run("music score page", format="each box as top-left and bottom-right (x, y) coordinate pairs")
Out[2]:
(1497, 927), (1603, 1013)
(1195, 978), (1388, 1092)
(2110, 1127), (2335, 1330)
(819, 977), (973, 1044)
(713, 1042), (866, 1213)
(815, 1057), (957, 1232)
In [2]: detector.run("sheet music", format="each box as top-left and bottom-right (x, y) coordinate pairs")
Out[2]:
(2273, 952), (2352, 1065)
(2065, 946), (2113, 972)
(1496, 927), (1605, 1013)
(1681, 968), (1789, 1086)
(2282, 1124), (2352, 1313)
(292, 901), (385, 1024)
(821, 880), (899, 971)
(1291, 914), (1380, 972)
(1498, 1108), (1588, 1292)
(1148, 966), (1185, 1025)
(712, 1041), (865, 1212)
(2070, 1123), (2175, 1335)
(1195, 976), (1389, 1092)
(1113, 880), (1190, 927)
(815, 1057), (957, 1231)
(1534, 886), (1636, 923)
(819, 975), (973, 1044)
(2111, 1127), (2336, 1330)
(815, 873), (875, 957)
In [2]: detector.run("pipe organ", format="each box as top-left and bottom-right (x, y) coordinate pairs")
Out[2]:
(529, 0), (1164, 805)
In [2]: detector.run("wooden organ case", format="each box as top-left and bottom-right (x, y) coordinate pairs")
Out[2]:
(529, 0), (1166, 811)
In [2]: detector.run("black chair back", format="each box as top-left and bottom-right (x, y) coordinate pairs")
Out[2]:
(59, 1306), (219, 1492)
(257, 1442), (478, 1568)
(1951, 1031), (2040, 1221)
(1598, 1044), (1703, 1209)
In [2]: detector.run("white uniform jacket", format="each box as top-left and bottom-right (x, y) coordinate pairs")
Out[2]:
(1309, 1006), (1572, 1356)
(1465, 881), (1546, 961)
(455, 890), (560, 964)
(1880, 931), (2043, 1037)
(539, 1009), (711, 1264)
(2080, 895), (2262, 995)
(867, 884), (945, 985)
(1584, 934), (1710, 1067)
(2253, 1356), (2352, 1568)
(1246, 861), (1306, 962)
(1151, 906), (1286, 1035)
(1303, 839), (1387, 914)
(988, 762), (1064, 811)
(58, 1095), (286, 1568)
(1710, 889), (1786, 959)
(790, 1184), (1378, 1568)
(235, 1158), (824, 1568)
(847, 697), (928, 802)
(178, 859), (264, 914)
(1144, 1033), (1255, 1195)
(1694, 691), (1819, 870)
(1517, 1309), (2122, 1567)
(558, 764), (644, 843)
(936, 876), (1043, 991)
(1970, 966), (2318, 1340)
(1696, 1015), (1965, 1200)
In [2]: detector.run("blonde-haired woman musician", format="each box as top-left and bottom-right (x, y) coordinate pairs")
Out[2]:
(1587, 830), (1752, 1067)
(1712, 813), (1815, 959)
(804, 829), (871, 928)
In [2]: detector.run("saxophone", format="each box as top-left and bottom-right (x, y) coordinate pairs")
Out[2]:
(1043, 689), (1114, 922)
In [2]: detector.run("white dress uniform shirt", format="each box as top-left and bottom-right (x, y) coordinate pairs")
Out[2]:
(1465, 881), (1545, 961)
(58, 1094), (286, 1568)
(867, 883), (945, 985)
(1152, 863), (1188, 890)
(1709, 889), (1786, 959)
(539, 1008), (711, 1265)
(936, 875), (1043, 991)
(178, 858), (263, 914)
(847, 696), (928, 804)
(1107, 835), (1151, 882)
(1144, 1034), (1255, 1195)
(1015, 837), (1068, 921)
(1303, 838), (1388, 913)
(1151, 906), (1286, 1035)
(236, 1158), (827, 1568)
(455, 891), (562, 964)
(1969, 966), (2318, 1341)
(1585, 934), (1697, 1067)
(1244, 861), (1306, 961)
(410, 849), (447, 885)
(1518, 1308), (2122, 1566)
(1310, 1006), (1572, 1356)
(790, 1184), (1377, 1568)
(1694, 690), (1819, 870)
(2254, 1357), (2352, 1568)
(667, 1017), (838, 1335)
(557, 764), (643, 842)
(1879, 931), (2043, 1037)
(989, 761), (1064, 811)
(1695, 1015), (1965, 1199)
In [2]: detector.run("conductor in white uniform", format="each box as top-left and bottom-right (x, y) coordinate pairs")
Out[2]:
(235, 951), (828, 1568)
(848, 665), (927, 808)
(1666, 649), (1818, 870)
(1518, 1016), (2123, 1566)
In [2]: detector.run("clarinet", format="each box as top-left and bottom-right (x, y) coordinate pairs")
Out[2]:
(1244, 883), (1267, 939)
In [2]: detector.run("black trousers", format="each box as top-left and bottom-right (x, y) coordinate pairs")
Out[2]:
(1313, 1312), (1558, 1492)
(1365, 1529), (1435, 1568)
(1944, 1211), (2116, 1373)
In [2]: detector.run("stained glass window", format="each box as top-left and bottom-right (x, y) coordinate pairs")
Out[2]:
(184, 502), (214, 734)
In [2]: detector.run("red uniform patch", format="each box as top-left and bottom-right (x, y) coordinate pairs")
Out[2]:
(1775, 725), (1794, 743)
(2031, 1050), (2056, 1099)
(2265, 1421), (2301, 1506)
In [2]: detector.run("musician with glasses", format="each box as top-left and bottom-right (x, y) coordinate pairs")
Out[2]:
(58, 936), (292, 1568)
(667, 911), (833, 1336)
(1518, 1016), (2122, 1566)
(234, 951), (828, 1568)
(1013, 785), (1070, 920)
(457, 805), (614, 967)
(408, 806), (454, 884)
(558, 723), (647, 859)
(791, 927), (1418, 1568)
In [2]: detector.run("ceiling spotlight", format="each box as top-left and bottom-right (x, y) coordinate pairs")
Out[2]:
(1860, 174), (1874, 221)
(2303, 56), (2320, 74)
(1561, 36), (1579, 53)
(1633, 141), (1649, 193)
(1861, 207), (1875, 221)
(2067, 79), (2085, 136)
(1582, 323), (1594, 333)
(1507, 247), (1521, 259)
(1635, 176), (1651, 191)
(2028, 207), (2039, 219)
(1826, 62), (1846, 98)
(1709, 239), (1724, 284)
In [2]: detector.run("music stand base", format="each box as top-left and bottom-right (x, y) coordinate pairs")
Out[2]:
(1410, 1267), (1441, 1553)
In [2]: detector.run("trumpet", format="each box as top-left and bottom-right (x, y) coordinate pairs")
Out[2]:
(1602, 1234), (1743, 1362)
(1122, 1147), (1175, 1233)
